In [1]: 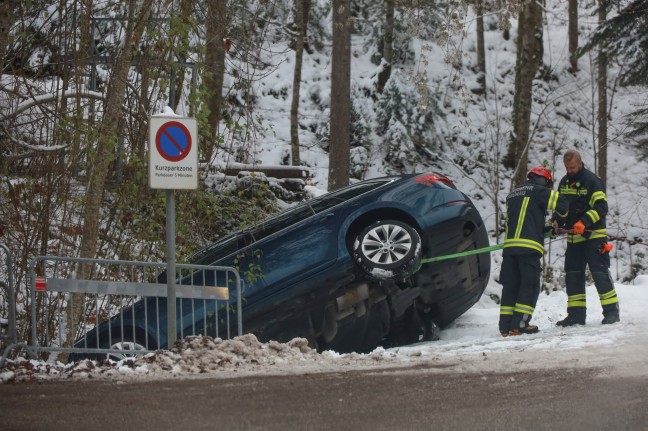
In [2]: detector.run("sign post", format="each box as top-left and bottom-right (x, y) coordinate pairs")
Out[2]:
(149, 115), (198, 346)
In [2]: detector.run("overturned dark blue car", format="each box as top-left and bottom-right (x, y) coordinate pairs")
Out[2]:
(75, 172), (490, 356)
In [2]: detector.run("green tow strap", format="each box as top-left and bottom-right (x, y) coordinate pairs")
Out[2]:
(417, 232), (560, 268)
(419, 243), (504, 265)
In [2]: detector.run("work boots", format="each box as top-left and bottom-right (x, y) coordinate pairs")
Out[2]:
(508, 325), (539, 336)
(556, 314), (586, 327)
(506, 313), (539, 336)
(602, 301), (621, 325)
(499, 315), (512, 337)
(602, 312), (620, 325)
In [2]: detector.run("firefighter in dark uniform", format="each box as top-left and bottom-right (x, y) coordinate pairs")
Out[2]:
(499, 166), (568, 336)
(553, 149), (620, 326)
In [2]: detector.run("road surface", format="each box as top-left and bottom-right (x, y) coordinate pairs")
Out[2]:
(2, 364), (648, 431)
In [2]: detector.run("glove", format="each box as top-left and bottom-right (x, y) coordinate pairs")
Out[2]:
(543, 225), (555, 238)
(572, 220), (585, 234)
(599, 243), (613, 254)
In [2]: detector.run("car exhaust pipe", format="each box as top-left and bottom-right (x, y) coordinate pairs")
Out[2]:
(321, 283), (370, 343)
(336, 282), (369, 312)
(322, 283), (388, 344)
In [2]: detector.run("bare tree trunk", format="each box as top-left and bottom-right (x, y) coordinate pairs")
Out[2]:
(497, 0), (511, 41)
(72, 0), (153, 353)
(203, 0), (228, 162)
(79, 0), (154, 261)
(597, 0), (608, 181)
(290, 0), (310, 166)
(70, 0), (93, 175)
(328, 0), (351, 191)
(0, 0), (17, 76)
(170, 0), (193, 112)
(376, 0), (394, 93)
(137, 65), (150, 159)
(475, 0), (486, 95)
(504, 0), (543, 188)
(568, 0), (578, 73)
(62, 0), (107, 353)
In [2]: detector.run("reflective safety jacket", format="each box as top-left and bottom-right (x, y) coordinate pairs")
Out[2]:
(556, 166), (608, 243)
(504, 180), (568, 255)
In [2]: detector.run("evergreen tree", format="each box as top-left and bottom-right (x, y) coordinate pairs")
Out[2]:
(580, 0), (648, 138)
(375, 71), (440, 172)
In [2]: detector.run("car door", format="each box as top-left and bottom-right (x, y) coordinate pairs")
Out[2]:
(244, 198), (343, 302)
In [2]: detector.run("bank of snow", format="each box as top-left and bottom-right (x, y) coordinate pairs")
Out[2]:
(2, 275), (648, 383)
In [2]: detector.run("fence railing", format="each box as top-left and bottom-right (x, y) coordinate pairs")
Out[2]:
(1, 255), (242, 366)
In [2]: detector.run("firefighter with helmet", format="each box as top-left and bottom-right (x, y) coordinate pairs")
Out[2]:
(499, 166), (569, 336)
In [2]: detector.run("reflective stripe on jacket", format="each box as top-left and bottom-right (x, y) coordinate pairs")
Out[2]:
(556, 167), (608, 243)
(504, 181), (568, 255)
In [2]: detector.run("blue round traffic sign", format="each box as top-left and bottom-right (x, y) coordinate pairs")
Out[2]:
(155, 121), (192, 162)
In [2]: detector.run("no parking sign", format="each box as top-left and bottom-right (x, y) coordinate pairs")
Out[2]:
(149, 116), (198, 189)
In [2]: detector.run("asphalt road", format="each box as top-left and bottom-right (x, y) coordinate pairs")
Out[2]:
(2, 365), (647, 431)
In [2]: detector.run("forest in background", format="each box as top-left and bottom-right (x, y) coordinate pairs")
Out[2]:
(1, 0), (648, 341)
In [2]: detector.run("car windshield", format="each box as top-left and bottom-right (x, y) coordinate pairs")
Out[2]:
(188, 177), (395, 264)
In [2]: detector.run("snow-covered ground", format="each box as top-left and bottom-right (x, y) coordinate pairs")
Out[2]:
(3, 275), (647, 383)
(3, 0), (648, 386)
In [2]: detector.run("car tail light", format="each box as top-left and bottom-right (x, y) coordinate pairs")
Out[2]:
(414, 173), (456, 189)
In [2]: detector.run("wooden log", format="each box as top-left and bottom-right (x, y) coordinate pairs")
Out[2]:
(222, 163), (310, 180)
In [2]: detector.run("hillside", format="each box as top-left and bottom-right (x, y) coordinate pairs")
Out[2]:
(202, 1), (647, 286)
(0, 1), (646, 292)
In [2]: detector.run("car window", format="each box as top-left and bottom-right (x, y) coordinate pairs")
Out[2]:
(248, 179), (393, 242)
(307, 179), (394, 213)
(330, 179), (394, 200)
(189, 205), (316, 265)
(249, 206), (313, 242)
(307, 195), (345, 213)
(189, 234), (239, 265)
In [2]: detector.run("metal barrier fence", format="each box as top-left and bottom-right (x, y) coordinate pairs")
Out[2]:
(1, 255), (242, 366)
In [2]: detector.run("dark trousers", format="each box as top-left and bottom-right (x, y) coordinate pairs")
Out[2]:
(564, 238), (619, 317)
(499, 253), (541, 333)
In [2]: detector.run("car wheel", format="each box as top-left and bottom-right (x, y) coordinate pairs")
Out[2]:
(105, 339), (148, 361)
(353, 220), (421, 280)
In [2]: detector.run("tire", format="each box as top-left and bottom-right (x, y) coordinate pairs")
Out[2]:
(101, 328), (151, 361)
(105, 339), (148, 361)
(353, 220), (421, 280)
